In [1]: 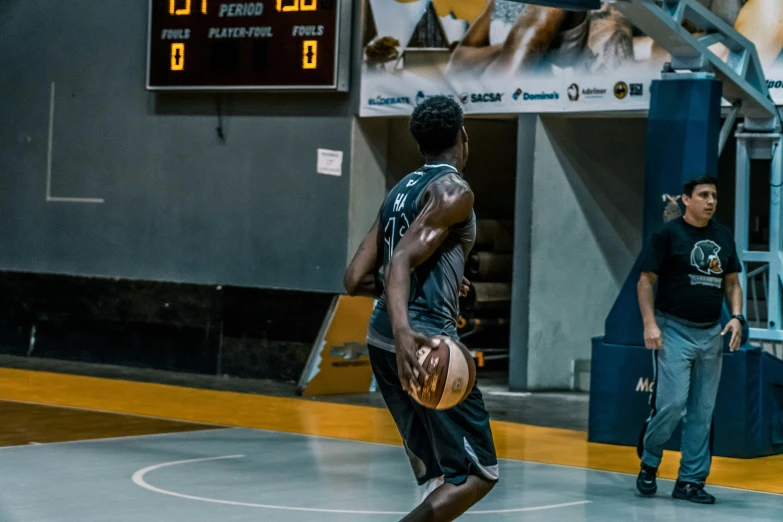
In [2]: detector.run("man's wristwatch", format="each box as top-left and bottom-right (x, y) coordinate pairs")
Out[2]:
(731, 314), (746, 326)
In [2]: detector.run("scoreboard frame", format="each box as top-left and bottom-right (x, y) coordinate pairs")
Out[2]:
(145, 0), (352, 92)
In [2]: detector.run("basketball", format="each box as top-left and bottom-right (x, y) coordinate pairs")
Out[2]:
(412, 336), (476, 410)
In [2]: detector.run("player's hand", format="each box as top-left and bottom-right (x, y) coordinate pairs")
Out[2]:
(644, 323), (663, 350)
(721, 318), (741, 352)
(395, 328), (438, 395)
(460, 276), (470, 297)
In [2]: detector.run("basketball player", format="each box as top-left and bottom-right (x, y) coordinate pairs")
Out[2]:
(445, 0), (634, 76)
(344, 95), (498, 521)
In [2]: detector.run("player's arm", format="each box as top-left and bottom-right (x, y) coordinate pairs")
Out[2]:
(724, 272), (743, 316)
(638, 227), (667, 350)
(638, 271), (662, 350)
(386, 176), (474, 393)
(343, 213), (384, 298)
(722, 272), (744, 351)
(637, 270), (658, 319)
(734, 0), (783, 68)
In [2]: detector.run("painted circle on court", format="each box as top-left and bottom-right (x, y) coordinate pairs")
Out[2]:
(131, 455), (592, 515)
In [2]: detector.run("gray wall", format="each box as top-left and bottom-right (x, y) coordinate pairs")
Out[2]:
(0, 0), (362, 292)
(347, 117), (389, 262)
(524, 115), (646, 389)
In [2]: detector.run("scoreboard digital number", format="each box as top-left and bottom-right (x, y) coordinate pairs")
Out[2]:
(146, 0), (350, 91)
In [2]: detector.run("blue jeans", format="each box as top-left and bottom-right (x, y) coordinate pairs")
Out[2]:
(641, 313), (723, 485)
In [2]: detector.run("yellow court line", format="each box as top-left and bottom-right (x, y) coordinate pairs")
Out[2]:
(0, 367), (780, 495)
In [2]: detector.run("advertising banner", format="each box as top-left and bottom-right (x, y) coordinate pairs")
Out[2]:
(359, 0), (783, 116)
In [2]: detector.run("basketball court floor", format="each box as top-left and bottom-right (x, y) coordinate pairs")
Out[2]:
(0, 367), (780, 521)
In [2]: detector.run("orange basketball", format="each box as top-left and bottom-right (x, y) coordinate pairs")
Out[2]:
(412, 336), (476, 410)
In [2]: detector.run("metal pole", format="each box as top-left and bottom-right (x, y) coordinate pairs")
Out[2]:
(735, 130), (750, 302)
(769, 137), (783, 330)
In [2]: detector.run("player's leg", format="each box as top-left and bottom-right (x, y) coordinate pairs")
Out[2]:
(674, 324), (722, 504)
(368, 345), (443, 486)
(401, 382), (498, 522)
(637, 315), (694, 495)
(401, 475), (494, 522)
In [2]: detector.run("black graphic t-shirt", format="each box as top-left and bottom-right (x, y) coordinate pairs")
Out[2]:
(639, 217), (742, 324)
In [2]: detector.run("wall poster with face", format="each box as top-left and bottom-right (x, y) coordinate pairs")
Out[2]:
(360, 0), (783, 116)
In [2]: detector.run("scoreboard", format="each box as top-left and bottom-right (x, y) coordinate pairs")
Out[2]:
(146, 0), (351, 91)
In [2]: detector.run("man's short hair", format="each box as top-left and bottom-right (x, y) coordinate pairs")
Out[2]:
(409, 95), (463, 156)
(684, 175), (718, 197)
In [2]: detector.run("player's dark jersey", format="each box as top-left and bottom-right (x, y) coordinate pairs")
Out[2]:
(367, 163), (476, 352)
(639, 217), (741, 324)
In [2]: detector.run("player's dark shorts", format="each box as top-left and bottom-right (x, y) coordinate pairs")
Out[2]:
(368, 344), (499, 486)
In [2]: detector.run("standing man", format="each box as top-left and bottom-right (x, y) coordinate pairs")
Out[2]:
(636, 176), (744, 504)
(343, 95), (498, 521)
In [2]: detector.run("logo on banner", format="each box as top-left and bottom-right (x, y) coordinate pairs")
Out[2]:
(368, 95), (411, 106)
(460, 92), (504, 104)
(614, 81), (629, 99)
(570, 83), (607, 100)
(513, 89), (559, 101)
(415, 91), (455, 105)
(583, 87), (606, 97)
(630, 83), (644, 96)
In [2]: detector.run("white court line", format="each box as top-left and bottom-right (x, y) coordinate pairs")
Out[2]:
(46, 81), (105, 204)
(3, 400), (779, 500)
(485, 391), (532, 398)
(131, 455), (592, 515)
(226, 427), (783, 498)
(0, 427), (240, 452)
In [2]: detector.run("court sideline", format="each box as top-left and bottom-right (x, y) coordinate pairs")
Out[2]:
(0, 367), (780, 521)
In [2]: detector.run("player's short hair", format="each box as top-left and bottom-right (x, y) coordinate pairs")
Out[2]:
(684, 175), (718, 197)
(409, 95), (463, 156)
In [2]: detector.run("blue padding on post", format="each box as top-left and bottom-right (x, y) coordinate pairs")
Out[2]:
(641, 79), (722, 242)
(590, 340), (783, 458)
(759, 351), (783, 454)
(588, 337), (681, 452)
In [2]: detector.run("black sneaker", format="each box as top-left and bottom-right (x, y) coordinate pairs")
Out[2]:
(636, 464), (658, 497)
(672, 481), (716, 504)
